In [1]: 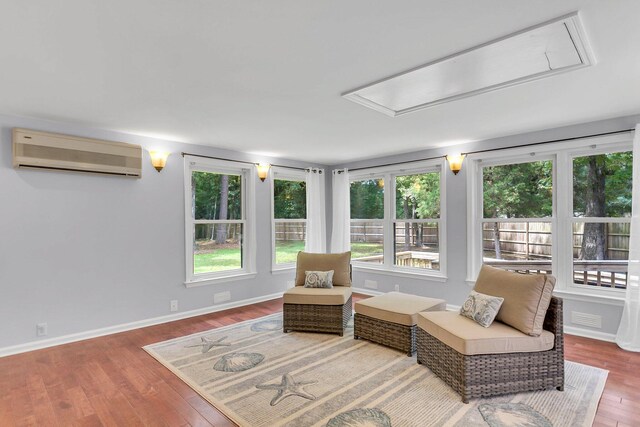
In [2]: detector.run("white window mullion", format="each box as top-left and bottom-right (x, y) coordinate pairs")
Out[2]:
(383, 172), (394, 268)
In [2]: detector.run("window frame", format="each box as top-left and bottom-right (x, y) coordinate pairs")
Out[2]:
(271, 167), (307, 271)
(183, 155), (257, 287)
(466, 133), (632, 301)
(349, 159), (447, 279)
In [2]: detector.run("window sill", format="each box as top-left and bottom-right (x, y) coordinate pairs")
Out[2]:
(352, 265), (448, 282)
(184, 272), (257, 288)
(553, 288), (625, 306)
(271, 265), (296, 275)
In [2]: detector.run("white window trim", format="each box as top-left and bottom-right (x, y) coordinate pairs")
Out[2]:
(349, 159), (447, 279)
(271, 167), (307, 271)
(466, 132), (633, 302)
(183, 155), (257, 287)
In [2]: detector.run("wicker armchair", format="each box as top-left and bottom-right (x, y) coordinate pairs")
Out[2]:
(283, 252), (352, 336)
(417, 297), (564, 403)
(417, 296), (564, 403)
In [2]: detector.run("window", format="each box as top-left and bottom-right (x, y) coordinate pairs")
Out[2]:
(468, 133), (633, 298)
(349, 163), (445, 277)
(481, 159), (553, 274)
(571, 151), (632, 289)
(272, 169), (306, 267)
(350, 178), (384, 264)
(395, 172), (441, 270)
(184, 156), (256, 285)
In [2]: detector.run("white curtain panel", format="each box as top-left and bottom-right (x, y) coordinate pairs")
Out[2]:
(305, 168), (326, 253)
(616, 124), (640, 351)
(330, 168), (351, 253)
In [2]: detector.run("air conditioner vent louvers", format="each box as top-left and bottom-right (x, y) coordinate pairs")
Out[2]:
(12, 128), (142, 178)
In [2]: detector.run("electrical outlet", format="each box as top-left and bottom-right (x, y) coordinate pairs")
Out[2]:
(394, 284), (400, 292)
(364, 280), (378, 289)
(170, 300), (178, 312)
(214, 291), (231, 304)
(36, 322), (48, 337)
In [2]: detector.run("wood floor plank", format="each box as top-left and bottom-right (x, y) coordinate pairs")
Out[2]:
(0, 294), (639, 426)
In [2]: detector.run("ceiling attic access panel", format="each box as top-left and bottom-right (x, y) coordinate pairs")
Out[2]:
(342, 13), (594, 117)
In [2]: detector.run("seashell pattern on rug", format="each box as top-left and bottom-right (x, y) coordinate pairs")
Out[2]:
(326, 408), (392, 427)
(213, 352), (265, 372)
(478, 402), (553, 427)
(250, 319), (283, 332)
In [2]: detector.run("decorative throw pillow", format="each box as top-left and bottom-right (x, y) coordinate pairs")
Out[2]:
(304, 270), (334, 288)
(460, 290), (504, 328)
(474, 264), (556, 336)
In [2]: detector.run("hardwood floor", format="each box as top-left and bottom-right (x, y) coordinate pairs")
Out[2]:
(1, 294), (639, 426)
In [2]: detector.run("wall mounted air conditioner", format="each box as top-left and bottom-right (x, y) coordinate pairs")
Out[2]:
(13, 128), (142, 178)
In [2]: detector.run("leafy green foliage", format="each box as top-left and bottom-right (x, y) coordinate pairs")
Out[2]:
(483, 161), (553, 218)
(573, 152), (632, 217)
(350, 179), (384, 219)
(395, 172), (440, 219)
(274, 179), (306, 219)
(192, 171), (241, 220)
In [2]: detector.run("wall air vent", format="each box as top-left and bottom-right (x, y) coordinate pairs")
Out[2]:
(571, 311), (602, 329)
(343, 12), (594, 117)
(13, 128), (142, 178)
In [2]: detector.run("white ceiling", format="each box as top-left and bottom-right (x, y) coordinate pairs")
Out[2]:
(1, 0), (639, 164)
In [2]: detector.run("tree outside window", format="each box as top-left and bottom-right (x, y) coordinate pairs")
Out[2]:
(192, 171), (244, 274)
(350, 179), (384, 263)
(482, 160), (553, 268)
(273, 178), (306, 264)
(572, 151), (632, 288)
(394, 172), (440, 270)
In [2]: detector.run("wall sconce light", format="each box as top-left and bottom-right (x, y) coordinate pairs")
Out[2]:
(149, 151), (170, 172)
(446, 153), (465, 175)
(256, 163), (271, 182)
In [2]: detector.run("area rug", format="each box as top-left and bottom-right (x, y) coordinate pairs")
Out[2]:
(143, 314), (607, 427)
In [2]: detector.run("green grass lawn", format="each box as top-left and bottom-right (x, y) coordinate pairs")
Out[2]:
(194, 248), (241, 273)
(195, 240), (384, 272)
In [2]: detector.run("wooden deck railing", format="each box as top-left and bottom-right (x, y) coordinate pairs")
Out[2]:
(483, 259), (628, 289)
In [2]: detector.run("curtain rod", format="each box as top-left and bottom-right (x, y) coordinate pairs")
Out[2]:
(181, 152), (309, 172)
(183, 128), (634, 174)
(461, 128), (634, 157)
(342, 128), (634, 173)
(346, 154), (446, 173)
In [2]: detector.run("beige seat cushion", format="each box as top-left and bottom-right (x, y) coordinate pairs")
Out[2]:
(295, 251), (351, 287)
(417, 311), (554, 356)
(283, 286), (352, 306)
(474, 265), (556, 336)
(355, 292), (446, 326)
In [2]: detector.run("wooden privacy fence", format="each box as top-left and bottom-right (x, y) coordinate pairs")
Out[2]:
(350, 222), (439, 246)
(274, 222), (306, 241)
(482, 222), (630, 261)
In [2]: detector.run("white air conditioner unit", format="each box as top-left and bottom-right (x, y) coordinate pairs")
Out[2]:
(13, 128), (142, 178)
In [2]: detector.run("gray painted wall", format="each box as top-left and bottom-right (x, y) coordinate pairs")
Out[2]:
(0, 114), (327, 350)
(1, 113), (637, 350)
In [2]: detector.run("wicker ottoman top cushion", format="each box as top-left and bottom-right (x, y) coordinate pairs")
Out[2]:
(355, 292), (446, 326)
(417, 311), (554, 355)
(284, 286), (352, 306)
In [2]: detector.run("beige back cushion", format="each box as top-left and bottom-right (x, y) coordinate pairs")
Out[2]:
(473, 265), (556, 336)
(295, 251), (351, 287)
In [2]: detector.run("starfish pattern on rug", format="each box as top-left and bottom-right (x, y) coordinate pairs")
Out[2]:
(185, 336), (230, 353)
(256, 373), (318, 406)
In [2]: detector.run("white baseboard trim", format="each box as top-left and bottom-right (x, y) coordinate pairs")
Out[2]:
(351, 287), (384, 296)
(564, 325), (616, 342)
(0, 292), (283, 358)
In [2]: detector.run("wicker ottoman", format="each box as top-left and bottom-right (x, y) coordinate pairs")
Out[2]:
(354, 292), (446, 356)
